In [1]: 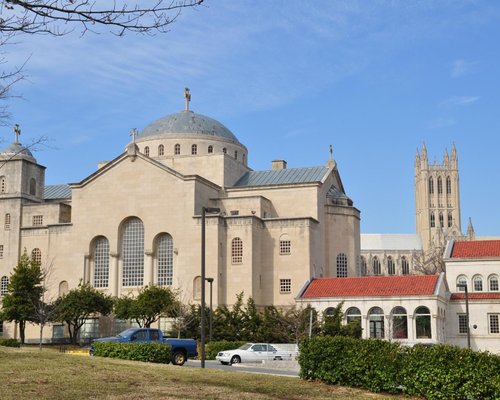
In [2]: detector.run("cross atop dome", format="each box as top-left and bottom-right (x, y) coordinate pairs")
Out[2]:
(13, 124), (21, 144)
(184, 87), (191, 111)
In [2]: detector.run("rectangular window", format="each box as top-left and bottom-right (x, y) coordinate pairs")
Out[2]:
(230, 210), (239, 216)
(52, 325), (65, 339)
(32, 215), (43, 226)
(4, 213), (10, 230)
(280, 278), (291, 294)
(458, 314), (468, 334)
(489, 314), (499, 334)
(0, 245), (3, 259)
(279, 240), (291, 255)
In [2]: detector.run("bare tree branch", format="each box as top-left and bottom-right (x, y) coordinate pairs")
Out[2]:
(412, 245), (446, 275)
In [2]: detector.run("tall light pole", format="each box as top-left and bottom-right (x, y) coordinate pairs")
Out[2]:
(456, 283), (471, 349)
(206, 277), (214, 342)
(200, 207), (220, 368)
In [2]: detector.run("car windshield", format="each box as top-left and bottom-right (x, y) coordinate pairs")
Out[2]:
(116, 328), (136, 339)
(238, 343), (252, 350)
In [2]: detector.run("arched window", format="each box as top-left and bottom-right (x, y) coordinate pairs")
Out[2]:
(174, 144), (180, 155)
(428, 177), (434, 194)
(279, 234), (291, 255)
(191, 144), (197, 155)
(31, 248), (42, 265)
(144, 146), (150, 156)
(234, 150), (238, 160)
(93, 237), (109, 288)
(437, 176), (443, 194)
(208, 145), (213, 154)
(222, 147), (227, 154)
(336, 253), (348, 277)
(4, 213), (10, 230)
(360, 256), (367, 275)
(0, 276), (9, 296)
(401, 257), (409, 275)
(193, 276), (201, 301)
(29, 178), (36, 196)
(59, 281), (68, 297)
(122, 217), (144, 287)
(456, 275), (467, 291)
(368, 307), (384, 338)
(415, 306), (431, 339)
(231, 237), (243, 264)
(157, 233), (173, 286)
(0, 176), (6, 193)
(372, 257), (381, 275)
(489, 275), (499, 291)
(446, 176), (451, 194)
(439, 212), (444, 228)
(158, 144), (164, 156)
(387, 256), (395, 275)
(448, 212), (453, 228)
(473, 275), (483, 291)
(430, 212), (435, 228)
(391, 306), (408, 339)
(346, 307), (361, 323)
(324, 307), (336, 317)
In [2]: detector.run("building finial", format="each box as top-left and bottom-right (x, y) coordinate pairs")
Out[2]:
(184, 87), (191, 111)
(329, 144), (333, 161)
(130, 128), (138, 143)
(13, 124), (21, 144)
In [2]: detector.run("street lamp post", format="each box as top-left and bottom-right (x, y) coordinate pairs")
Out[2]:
(206, 277), (214, 342)
(200, 207), (220, 369)
(456, 283), (471, 349)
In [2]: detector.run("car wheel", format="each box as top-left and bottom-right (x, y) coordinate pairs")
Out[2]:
(220, 361), (229, 365)
(172, 350), (187, 366)
(230, 355), (241, 365)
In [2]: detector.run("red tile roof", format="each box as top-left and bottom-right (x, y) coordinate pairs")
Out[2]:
(451, 240), (500, 258)
(451, 293), (500, 300)
(300, 275), (440, 298)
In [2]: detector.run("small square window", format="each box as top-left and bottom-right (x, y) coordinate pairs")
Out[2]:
(33, 215), (43, 226)
(280, 240), (291, 255)
(280, 278), (291, 294)
(0, 245), (4, 259)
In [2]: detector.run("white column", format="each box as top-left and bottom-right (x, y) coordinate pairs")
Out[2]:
(144, 249), (154, 286)
(110, 252), (119, 296)
(84, 253), (91, 284)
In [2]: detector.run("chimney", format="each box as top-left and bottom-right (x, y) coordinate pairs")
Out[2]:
(272, 160), (287, 170)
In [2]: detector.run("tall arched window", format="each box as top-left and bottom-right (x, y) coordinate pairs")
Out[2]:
(489, 275), (499, 291)
(191, 144), (197, 155)
(415, 306), (432, 339)
(144, 146), (150, 157)
(448, 212), (453, 228)
(208, 145), (213, 154)
(372, 257), (381, 275)
(59, 281), (69, 297)
(234, 150), (238, 160)
(473, 275), (483, 291)
(231, 238), (243, 264)
(157, 233), (173, 286)
(158, 144), (164, 156)
(360, 256), (367, 275)
(29, 178), (36, 195)
(31, 248), (42, 265)
(401, 257), (409, 275)
(387, 256), (395, 275)
(0, 276), (9, 296)
(430, 212), (435, 228)
(456, 275), (467, 291)
(0, 176), (6, 193)
(437, 176), (443, 194)
(336, 253), (348, 277)
(346, 307), (361, 323)
(122, 218), (144, 287)
(368, 307), (384, 338)
(428, 177), (434, 194)
(391, 306), (408, 339)
(174, 144), (180, 155)
(446, 176), (451, 194)
(439, 212), (444, 228)
(93, 237), (109, 288)
(4, 213), (10, 230)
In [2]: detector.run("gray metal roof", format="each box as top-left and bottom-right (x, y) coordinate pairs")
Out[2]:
(139, 111), (240, 143)
(44, 184), (71, 200)
(233, 166), (329, 187)
(361, 233), (422, 251)
(0, 142), (35, 160)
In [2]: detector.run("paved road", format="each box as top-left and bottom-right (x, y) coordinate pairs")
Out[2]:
(184, 360), (299, 377)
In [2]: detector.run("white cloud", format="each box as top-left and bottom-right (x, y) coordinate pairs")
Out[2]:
(440, 96), (479, 107)
(428, 117), (456, 129)
(451, 59), (468, 78)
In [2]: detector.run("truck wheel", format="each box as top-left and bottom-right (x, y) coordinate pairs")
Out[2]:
(230, 355), (241, 365)
(172, 350), (187, 366)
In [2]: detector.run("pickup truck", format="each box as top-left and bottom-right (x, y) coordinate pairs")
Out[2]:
(90, 328), (197, 366)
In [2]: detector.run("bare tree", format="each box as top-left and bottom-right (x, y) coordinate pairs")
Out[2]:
(411, 245), (446, 275)
(169, 288), (196, 339)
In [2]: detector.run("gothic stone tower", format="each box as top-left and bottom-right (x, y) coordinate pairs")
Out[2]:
(414, 144), (463, 252)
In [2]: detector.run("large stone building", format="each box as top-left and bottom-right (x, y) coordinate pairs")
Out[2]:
(0, 91), (361, 341)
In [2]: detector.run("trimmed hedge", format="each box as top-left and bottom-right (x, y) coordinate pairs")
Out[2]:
(205, 340), (246, 360)
(0, 338), (21, 347)
(93, 342), (171, 364)
(299, 336), (500, 400)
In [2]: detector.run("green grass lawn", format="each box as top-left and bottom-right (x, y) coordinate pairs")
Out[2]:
(0, 346), (413, 400)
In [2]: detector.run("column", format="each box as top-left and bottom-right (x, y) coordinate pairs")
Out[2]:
(144, 249), (154, 286)
(110, 251), (119, 296)
(84, 253), (91, 284)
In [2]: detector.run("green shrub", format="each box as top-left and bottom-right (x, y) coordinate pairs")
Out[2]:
(0, 338), (21, 347)
(205, 340), (246, 360)
(93, 342), (171, 364)
(299, 337), (500, 399)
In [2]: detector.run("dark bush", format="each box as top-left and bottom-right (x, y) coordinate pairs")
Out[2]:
(0, 338), (21, 347)
(205, 340), (246, 360)
(93, 342), (171, 364)
(299, 336), (500, 399)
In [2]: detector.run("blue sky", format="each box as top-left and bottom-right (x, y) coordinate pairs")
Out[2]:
(3, 1), (500, 235)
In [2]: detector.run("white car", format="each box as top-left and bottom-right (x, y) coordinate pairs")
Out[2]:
(216, 343), (293, 365)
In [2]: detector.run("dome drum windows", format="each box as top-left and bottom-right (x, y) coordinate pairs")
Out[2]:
(208, 145), (213, 154)
(174, 144), (180, 155)
(191, 144), (197, 155)
(144, 146), (150, 157)
(158, 144), (165, 156)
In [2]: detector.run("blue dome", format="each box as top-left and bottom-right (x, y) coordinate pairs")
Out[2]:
(0, 142), (35, 160)
(139, 111), (240, 143)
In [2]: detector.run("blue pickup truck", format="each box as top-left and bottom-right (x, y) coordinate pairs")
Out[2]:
(90, 328), (197, 366)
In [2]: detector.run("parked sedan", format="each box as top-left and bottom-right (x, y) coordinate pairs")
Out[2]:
(216, 343), (292, 365)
